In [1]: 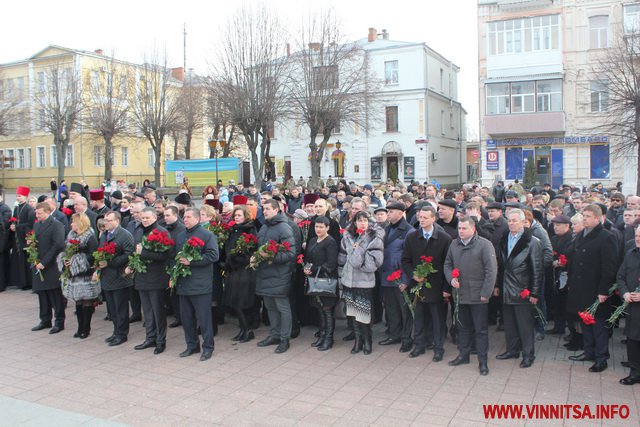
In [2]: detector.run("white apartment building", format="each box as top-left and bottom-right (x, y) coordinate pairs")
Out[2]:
(479, 0), (640, 193)
(265, 28), (467, 186)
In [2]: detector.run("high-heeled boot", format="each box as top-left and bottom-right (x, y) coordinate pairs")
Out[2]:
(312, 309), (326, 347)
(74, 305), (84, 338)
(319, 310), (334, 351)
(362, 322), (373, 355)
(351, 322), (363, 354)
(80, 305), (94, 339)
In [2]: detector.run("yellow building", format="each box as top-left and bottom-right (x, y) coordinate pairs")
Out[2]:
(0, 45), (185, 189)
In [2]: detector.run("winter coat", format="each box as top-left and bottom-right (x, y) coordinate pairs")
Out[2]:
(32, 215), (66, 291)
(338, 223), (384, 289)
(437, 215), (459, 240)
(133, 222), (172, 291)
(380, 218), (412, 287)
(401, 226), (452, 302)
(98, 226), (134, 291)
(174, 225), (219, 296)
(307, 213), (342, 248)
(566, 224), (618, 314)
(223, 221), (257, 308)
(57, 228), (99, 300)
(497, 228), (543, 305)
(444, 234), (497, 304)
(255, 213), (296, 297)
(530, 220), (554, 268)
(616, 247), (640, 341)
(305, 235), (338, 279)
(13, 202), (35, 250)
(490, 216), (508, 249)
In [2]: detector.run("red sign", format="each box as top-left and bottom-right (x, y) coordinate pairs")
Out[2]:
(486, 151), (499, 170)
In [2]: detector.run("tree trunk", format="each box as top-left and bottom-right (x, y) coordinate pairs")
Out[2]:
(636, 141), (640, 196)
(104, 135), (113, 181)
(56, 138), (67, 184)
(185, 129), (192, 160)
(173, 132), (179, 160)
(308, 132), (322, 189)
(153, 140), (162, 186)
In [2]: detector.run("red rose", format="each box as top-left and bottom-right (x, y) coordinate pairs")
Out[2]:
(520, 289), (531, 299)
(297, 254), (304, 265)
(386, 269), (402, 282)
(558, 254), (567, 266)
(451, 268), (460, 279)
(339, 228), (345, 235)
(187, 237), (205, 248)
(9, 217), (17, 223)
(356, 228), (366, 236)
(282, 241), (291, 251)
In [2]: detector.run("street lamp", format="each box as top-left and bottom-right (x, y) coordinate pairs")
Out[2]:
(208, 137), (226, 186)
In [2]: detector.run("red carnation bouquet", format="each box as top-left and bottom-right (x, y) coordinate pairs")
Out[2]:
(168, 236), (205, 288)
(387, 269), (414, 317)
(519, 288), (547, 326)
(231, 232), (258, 255)
(61, 239), (81, 282)
(451, 268), (461, 325)
(249, 239), (291, 270)
(92, 241), (117, 280)
(127, 229), (175, 277)
(297, 254), (305, 265)
(9, 217), (17, 225)
(579, 284), (617, 325)
(24, 231), (44, 281)
(298, 220), (312, 243)
(411, 255), (437, 301)
(205, 220), (234, 249)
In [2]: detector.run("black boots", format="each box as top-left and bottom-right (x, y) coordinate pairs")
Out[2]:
(351, 322), (363, 354)
(74, 305), (84, 338)
(343, 316), (356, 341)
(234, 309), (254, 343)
(75, 305), (94, 339)
(564, 332), (583, 351)
(318, 310), (335, 351)
(312, 309), (327, 347)
(362, 322), (372, 355)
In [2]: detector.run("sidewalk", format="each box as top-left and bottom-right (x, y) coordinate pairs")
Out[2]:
(0, 287), (638, 426)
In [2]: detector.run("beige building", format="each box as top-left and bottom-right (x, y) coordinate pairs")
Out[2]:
(478, 0), (639, 192)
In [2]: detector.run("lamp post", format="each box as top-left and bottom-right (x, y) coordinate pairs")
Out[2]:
(335, 140), (343, 178)
(208, 137), (226, 186)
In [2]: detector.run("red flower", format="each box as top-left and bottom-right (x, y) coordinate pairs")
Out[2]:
(339, 228), (345, 235)
(386, 269), (402, 282)
(68, 239), (80, 245)
(553, 251), (558, 256)
(420, 256), (433, 263)
(187, 237), (205, 248)
(578, 310), (596, 325)
(267, 240), (279, 253)
(356, 228), (366, 236)
(558, 254), (567, 266)
(520, 289), (531, 299)
(9, 217), (17, 223)
(297, 254), (304, 265)
(97, 242), (116, 255)
(282, 241), (291, 251)
(451, 268), (460, 279)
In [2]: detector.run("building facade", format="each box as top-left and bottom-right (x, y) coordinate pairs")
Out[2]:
(478, 0), (640, 193)
(0, 45), (185, 189)
(265, 28), (467, 187)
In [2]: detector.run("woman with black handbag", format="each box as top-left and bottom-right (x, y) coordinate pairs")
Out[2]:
(304, 216), (338, 351)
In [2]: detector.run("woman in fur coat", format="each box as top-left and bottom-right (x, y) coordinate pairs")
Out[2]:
(58, 213), (99, 339)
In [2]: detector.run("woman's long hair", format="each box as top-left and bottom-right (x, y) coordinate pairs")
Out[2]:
(347, 211), (370, 237)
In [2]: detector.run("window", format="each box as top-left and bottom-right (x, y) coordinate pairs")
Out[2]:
(6, 79), (14, 99)
(121, 147), (128, 166)
(441, 110), (445, 134)
(36, 146), (45, 168)
(65, 144), (74, 167)
(16, 148), (25, 169)
(450, 111), (454, 129)
(590, 145), (610, 179)
(16, 77), (24, 101)
(624, 4), (640, 34)
(440, 68), (444, 90)
(590, 81), (608, 112)
(511, 81), (535, 113)
(536, 79), (562, 111)
(148, 148), (156, 168)
(313, 65), (338, 90)
(50, 145), (57, 167)
(37, 72), (45, 93)
(418, 100), (425, 134)
(94, 145), (103, 167)
(37, 109), (45, 129)
(91, 70), (100, 92)
(384, 61), (398, 84)
(589, 16), (608, 49)
(487, 14), (559, 56)
(119, 75), (127, 99)
(385, 106), (398, 132)
(486, 83), (510, 114)
(6, 149), (14, 169)
(26, 148), (31, 169)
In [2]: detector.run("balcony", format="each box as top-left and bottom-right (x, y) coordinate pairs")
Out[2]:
(484, 111), (565, 136)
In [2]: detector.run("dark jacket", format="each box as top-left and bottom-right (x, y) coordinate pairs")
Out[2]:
(32, 215), (66, 291)
(490, 216), (508, 249)
(616, 247), (640, 341)
(437, 215), (459, 240)
(380, 218), (412, 287)
(83, 209), (98, 236)
(308, 213), (342, 248)
(286, 195), (303, 215)
(530, 220), (554, 268)
(566, 224), (618, 314)
(98, 226), (134, 291)
(305, 235), (338, 279)
(174, 225), (219, 296)
(497, 228), (543, 305)
(52, 209), (70, 236)
(401, 226), (452, 303)
(165, 220), (186, 242)
(473, 216), (495, 242)
(13, 202), (35, 250)
(134, 222), (172, 291)
(255, 212), (296, 297)
(444, 234), (498, 304)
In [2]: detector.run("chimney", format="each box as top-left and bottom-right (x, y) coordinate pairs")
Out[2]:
(286, 43), (291, 57)
(368, 27), (377, 42)
(171, 67), (185, 81)
(94, 49), (104, 55)
(308, 42), (321, 51)
(381, 29), (389, 40)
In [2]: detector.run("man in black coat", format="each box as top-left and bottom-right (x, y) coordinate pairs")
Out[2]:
(11, 186), (36, 290)
(401, 205), (452, 361)
(30, 202), (66, 333)
(127, 208), (172, 355)
(164, 206), (185, 328)
(0, 192), (12, 291)
(99, 211), (135, 346)
(437, 199), (459, 240)
(46, 197), (69, 236)
(487, 202), (508, 328)
(496, 208), (543, 368)
(616, 228), (640, 385)
(547, 215), (573, 336)
(566, 204), (618, 372)
(126, 202), (145, 323)
(173, 207), (219, 361)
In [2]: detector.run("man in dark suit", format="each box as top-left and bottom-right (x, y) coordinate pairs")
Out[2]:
(99, 211), (135, 346)
(487, 202), (508, 328)
(566, 204), (618, 372)
(11, 186), (36, 290)
(401, 205), (452, 361)
(73, 196), (98, 235)
(31, 202), (66, 333)
(46, 197), (69, 236)
(164, 206), (185, 328)
(126, 202), (144, 323)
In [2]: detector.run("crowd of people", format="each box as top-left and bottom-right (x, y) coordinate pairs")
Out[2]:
(0, 176), (638, 385)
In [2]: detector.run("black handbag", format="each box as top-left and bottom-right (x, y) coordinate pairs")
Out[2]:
(306, 267), (338, 297)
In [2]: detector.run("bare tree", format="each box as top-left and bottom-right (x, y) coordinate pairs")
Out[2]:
(590, 25), (640, 194)
(177, 78), (206, 159)
(34, 63), (83, 182)
(289, 10), (378, 188)
(0, 71), (18, 137)
(84, 55), (129, 180)
(205, 82), (236, 158)
(214, 5), (289, 187)
(130, 51), (181, 186)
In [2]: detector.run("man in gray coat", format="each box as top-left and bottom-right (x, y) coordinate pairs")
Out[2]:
(254, 199), (296, 354)
(31, 202), (66, 333)
(444, 216), (497, 375)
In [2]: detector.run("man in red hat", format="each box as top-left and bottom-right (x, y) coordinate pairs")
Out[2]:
(303, 194), (319, 217)
(233, 195), (248, 206)
(11, 186), (36, 290)
(90, 189), (109, 219)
